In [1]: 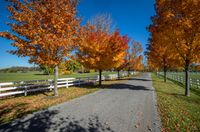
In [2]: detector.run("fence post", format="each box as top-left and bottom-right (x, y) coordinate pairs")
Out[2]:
(190, 78), (192, 86)
(66, 79), (68, 88)
(49, 80), (52, 91)
(88, 77), (89, 83)
(24, 86), (27, 96)
(197, 79), (199, 88)
(79, 78), (81, 86)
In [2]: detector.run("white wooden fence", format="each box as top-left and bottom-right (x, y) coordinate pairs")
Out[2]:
(157, 72), (200, 88)
(0, 77), (88, 98)
(0, 72), (134, 98)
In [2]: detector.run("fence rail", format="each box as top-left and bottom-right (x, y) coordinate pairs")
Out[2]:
(0, 71), (135, 98)
(157, 72), (200, 88)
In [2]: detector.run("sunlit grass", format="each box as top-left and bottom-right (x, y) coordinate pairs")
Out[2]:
(152, 74), (200, 132)
(166, 72), (200, 79)
(0, 71), (117, 82)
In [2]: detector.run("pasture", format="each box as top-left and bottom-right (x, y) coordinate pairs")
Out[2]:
(0, 71), (117, 82)
(167, 72), (200, 79)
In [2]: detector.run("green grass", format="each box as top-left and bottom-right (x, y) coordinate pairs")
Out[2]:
(0, 71), (117, 82)
(152, 74), (200, 131)
(166, 72), (200, 79)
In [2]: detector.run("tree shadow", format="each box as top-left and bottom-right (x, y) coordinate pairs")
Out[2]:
(79, 80), (153, 91)
(127, 78), (152, 81)
(166, 78), (200, 96)
(0, 110), (114, 132)
(155, 89), (200, 105)
(0, 102), (30, 124)
(100, 83), (153, 91)
(167, 78), (184, 87)
(155, 76), (200, 97)
(117, 77), (151, 82)
(34, 73), (50, 76)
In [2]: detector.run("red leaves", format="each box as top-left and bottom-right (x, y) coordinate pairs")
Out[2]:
(76, 23), (129, 70)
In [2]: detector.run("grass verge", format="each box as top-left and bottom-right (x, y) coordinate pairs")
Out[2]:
(152, 74), (200, 132)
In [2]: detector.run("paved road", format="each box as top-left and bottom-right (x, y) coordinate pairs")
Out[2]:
(0, 73), (161, 132)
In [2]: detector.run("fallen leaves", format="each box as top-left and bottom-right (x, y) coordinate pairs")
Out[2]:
(152, 74), (200, 131)
(134, 123), (140, 128)
(0, 86), (98, 124)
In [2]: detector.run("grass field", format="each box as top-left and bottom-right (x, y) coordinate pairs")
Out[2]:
(152, 74), (200, 131)
(0, 71), (117, 82)
(166, 72), (200, 79)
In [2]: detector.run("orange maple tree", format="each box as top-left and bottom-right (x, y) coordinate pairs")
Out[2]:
(116, 41), (144, 77)
(115, 49), (130, 78)
(77, 23), (129, 86)
(0, 0), (80, 96)
(147, 0), (200, 96)
(131, 41), (144, 71)
(146, 26), (180, 82)
(125, 41), (144, 75)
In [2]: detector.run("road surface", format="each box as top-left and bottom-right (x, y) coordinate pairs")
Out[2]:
(0, 73), (161, 132)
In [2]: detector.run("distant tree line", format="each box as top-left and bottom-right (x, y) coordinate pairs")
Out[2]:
(0, 66), (40, 73)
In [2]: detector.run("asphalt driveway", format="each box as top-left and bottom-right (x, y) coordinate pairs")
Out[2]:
(0, 73), (161, 132)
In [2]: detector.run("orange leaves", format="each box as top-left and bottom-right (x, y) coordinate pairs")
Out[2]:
(146, 0), (200, 71)
(129, 41), (144, 71)
(0, 0), (80, 68)
(76, 23), (129, 71)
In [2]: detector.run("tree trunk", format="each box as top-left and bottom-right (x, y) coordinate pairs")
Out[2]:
(185, 63), (190, 96)
(117, 70), (120, 79)
(128, 68), (130, 77)
(164, 67), (167, 82)
(99, 69), (102, 86)
(54, 66), (59, 96)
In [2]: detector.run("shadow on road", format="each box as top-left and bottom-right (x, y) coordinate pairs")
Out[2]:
(79, 79), (152, 91)
(128, 78), (151, 81)
(101, 83), (152, 91)
(0, 110), (114, 132)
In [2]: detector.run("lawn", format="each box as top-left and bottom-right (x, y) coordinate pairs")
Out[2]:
(152, 74), (200, 131)
(0, 71), (117, 82)
(166, 72), (200, 79)
(0, 77), (129, 125)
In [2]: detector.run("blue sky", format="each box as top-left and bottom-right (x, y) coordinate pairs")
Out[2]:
(0, 0), (155, 68)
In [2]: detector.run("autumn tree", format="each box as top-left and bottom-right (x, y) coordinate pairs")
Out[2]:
(115, 49), (129, 79)
(115, 41), (144, 77)
(65, 60), (80, 72)
(40, 65), (54, 75)
(146, 26), (180, 82)
(133, 55), (144, 71)
(148, 0), (200, 96)
(131, 41), (144, 71)
(124, 41), (144, 76)
(77, 20), (129, 86)
(89, 14), (116, 33)
(0, 0), (80, 96)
